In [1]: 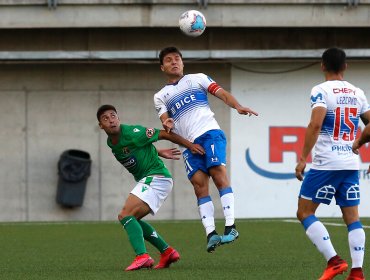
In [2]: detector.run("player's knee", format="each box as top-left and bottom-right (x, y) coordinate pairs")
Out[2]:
(213, 177), (229, 189)
(342, 211), (359, 225)
(296, 210), (301, 221)
(296, 209), (306, 222)
(191, 181), (206, 194)
(118, 214), (125, 221)
(193, 185), (208, 198)
(297, 209), (316, 222)
(118, 209), (130, 220)
(210, 170), (229, 187)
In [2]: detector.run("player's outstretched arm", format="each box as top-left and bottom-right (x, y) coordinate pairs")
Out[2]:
(158, 130), (205, 155)
(214, 88), (258, 116)
(157, 148), (181, 160)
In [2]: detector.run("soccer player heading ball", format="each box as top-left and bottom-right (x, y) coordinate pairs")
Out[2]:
(295, 47), (370, 280)
(154, 46), (258, 252)
(97, 104), (204, 271)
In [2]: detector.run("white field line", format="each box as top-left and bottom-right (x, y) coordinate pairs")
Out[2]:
(283, 219), (370, 229)
(0, 219), (369, 228)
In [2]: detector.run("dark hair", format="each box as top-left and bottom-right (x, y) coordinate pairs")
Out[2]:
(322, 47), (346, 73)
(159, 46), (183, 65)
(97, 104), (117, 121)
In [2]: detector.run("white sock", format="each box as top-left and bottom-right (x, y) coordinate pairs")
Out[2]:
(219, 190), (235, 227)
(306, 221), (337, 261)
(198, 196), (215, 236)
(348, 225), (365, 268)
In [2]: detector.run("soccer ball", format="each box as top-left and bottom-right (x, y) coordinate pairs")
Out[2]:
(179, 10), (206, 37)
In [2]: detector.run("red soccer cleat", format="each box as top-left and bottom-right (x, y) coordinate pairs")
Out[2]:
(318, 255), (348, 280)
(346, 268), (365, 280)
(154, 247), (180, 269)
(125, 253), (154, 271)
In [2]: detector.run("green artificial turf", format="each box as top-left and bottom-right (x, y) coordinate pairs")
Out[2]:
(0, 219), (368, 280)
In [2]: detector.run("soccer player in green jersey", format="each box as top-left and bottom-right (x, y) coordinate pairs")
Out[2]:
(97, 104), (204, 271)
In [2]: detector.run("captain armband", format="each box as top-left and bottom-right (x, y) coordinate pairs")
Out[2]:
(208, 82), (222, 95)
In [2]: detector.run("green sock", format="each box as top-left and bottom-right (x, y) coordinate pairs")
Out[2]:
(138, 220), (168, 253)
(119, 216), (146, 256)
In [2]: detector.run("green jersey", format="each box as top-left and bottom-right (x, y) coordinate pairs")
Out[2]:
(107, 124), (171, 181)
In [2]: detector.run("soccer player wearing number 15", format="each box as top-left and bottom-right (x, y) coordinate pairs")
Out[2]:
(295, 48), (370, 280)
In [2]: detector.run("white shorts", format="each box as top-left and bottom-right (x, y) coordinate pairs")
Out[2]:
(130, 176), (173, 215)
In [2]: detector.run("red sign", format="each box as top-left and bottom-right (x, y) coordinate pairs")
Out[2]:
(269, 127), (370, 163)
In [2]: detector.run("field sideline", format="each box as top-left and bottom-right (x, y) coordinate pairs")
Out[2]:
(1, 219), (369, 280)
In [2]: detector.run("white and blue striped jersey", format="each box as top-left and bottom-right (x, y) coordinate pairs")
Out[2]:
(310, 80), (370, 170)
(154, 73), (222, 142)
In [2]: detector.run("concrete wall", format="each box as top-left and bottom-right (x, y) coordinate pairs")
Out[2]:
(0, 1), (369, 28)
(3, 28), (370, 52)
(0, 63), (230, 221)
(1, 0), (370, 222)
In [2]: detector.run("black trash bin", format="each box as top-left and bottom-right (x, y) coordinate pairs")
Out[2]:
(56, 149), (91, 207)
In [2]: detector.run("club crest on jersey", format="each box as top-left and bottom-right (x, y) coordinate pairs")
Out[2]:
(146, 128), (155, 138)
(122, 147), (130, 155)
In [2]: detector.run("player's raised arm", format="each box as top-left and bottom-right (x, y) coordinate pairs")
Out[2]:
(213, 88), (258, 116)
(158, 130), (204, 155)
